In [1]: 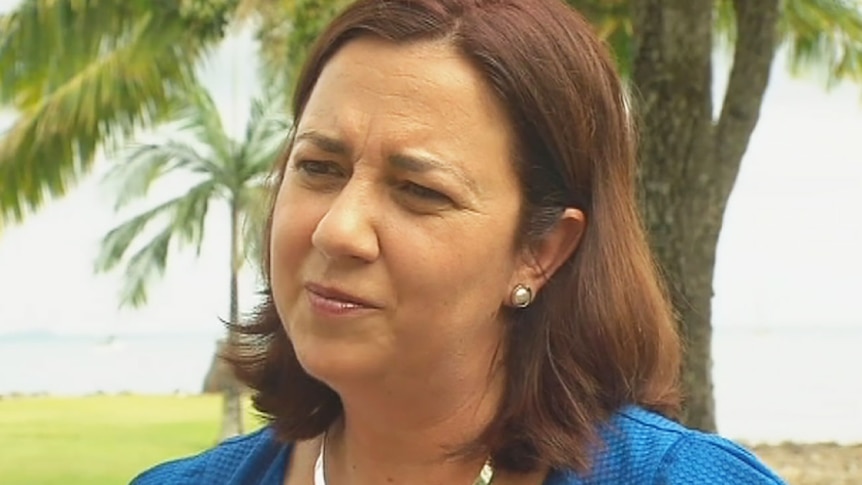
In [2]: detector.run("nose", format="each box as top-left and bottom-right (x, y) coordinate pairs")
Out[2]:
(311, 180), (381, 262)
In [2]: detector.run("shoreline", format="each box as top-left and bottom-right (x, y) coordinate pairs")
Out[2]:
(3, 393), (860, 449)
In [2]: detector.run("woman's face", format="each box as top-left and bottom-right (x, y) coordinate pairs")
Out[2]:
(270, 37), (527, 386)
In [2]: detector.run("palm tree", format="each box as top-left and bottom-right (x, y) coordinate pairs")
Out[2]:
(0, 0), (241, 228)
(95, 85), (288, 439)
(0, 0), (335, 229)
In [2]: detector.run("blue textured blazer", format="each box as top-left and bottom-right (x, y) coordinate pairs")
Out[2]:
(131, 406), (786, 484)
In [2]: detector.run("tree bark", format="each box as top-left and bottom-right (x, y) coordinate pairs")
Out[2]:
(631, 0), (779, 431)
(218, 199), (245, 440)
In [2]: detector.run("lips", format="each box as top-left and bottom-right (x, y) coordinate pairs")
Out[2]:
(304, 282), (381, 309)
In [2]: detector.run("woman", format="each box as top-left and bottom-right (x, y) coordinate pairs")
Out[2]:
(133, 0), (786, 483)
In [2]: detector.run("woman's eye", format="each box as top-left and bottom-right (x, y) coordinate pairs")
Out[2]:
(295, 160), (343, 177)
(401, 182), (451, 203)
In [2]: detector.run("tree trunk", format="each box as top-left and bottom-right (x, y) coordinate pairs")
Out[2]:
(631, 0), (779, 431)
(218, 200), (244, 440)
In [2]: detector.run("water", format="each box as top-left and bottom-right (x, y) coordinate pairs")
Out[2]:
(0, 332), (219, 396)
(712, 326), (862, 444)
(1, 327), (860, 444)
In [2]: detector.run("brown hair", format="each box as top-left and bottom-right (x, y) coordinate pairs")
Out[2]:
(228, 0), (681, 474)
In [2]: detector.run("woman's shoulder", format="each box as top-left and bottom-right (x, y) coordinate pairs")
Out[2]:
(130, 426), (290, 485)
(547, 406), (787, 484)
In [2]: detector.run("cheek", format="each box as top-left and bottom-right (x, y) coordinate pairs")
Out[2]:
(391, 220), (518, 316)
(386, 236), (514, 361)
(269, 187), (319, 293)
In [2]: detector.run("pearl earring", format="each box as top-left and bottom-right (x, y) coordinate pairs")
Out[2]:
(510, 284), (533, 308)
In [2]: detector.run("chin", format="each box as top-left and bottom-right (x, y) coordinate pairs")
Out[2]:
(292, 336), (387, 389)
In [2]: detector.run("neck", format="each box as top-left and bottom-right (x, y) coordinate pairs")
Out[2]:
(323, 355), (505, 485)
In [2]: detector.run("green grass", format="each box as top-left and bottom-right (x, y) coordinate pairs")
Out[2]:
(0, 394), (265, 485)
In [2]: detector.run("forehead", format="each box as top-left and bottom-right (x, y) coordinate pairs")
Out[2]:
(295, 37), (516, 171)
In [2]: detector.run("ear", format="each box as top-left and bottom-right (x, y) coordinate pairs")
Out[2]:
(513, 208), (586, 294)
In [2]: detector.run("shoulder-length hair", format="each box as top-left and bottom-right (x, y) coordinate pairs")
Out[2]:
(228, 0), (681, 474)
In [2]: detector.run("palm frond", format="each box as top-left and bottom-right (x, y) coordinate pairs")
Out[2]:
(240, 96), (290, 178)
(237, 182), (272, 269)
(0, 0), (152, 105)
(118, 226), (173, 307)
(780, 0), (862, 86)
(96, 179), (217, 306)
(244, 94), (287, 148)
(102, 142), (199, 209)
(566, 0), (632, 75)
(0, 0), (229, 224)
(175, 86), (233, 165)
(713, 0), (737, 51)
(254, 0), (350, 93)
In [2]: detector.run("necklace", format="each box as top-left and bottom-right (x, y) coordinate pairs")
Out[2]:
(313, 435), (495, 485)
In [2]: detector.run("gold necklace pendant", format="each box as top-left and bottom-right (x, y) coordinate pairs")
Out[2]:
(314, 437), (496, 485)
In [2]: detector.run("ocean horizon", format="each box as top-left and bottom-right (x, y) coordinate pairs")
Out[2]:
(2, 325), (860, 445)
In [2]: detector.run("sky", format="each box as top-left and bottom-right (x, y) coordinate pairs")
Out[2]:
(0, 2), (860, 336)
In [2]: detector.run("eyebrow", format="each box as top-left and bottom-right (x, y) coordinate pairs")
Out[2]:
(294, 131), (349, 155)
(294, 130), (478, 195)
